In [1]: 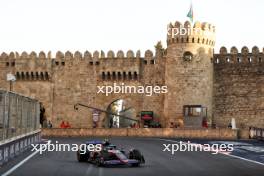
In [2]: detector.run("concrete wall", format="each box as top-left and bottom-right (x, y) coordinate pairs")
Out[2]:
(41, 128), (239, 140)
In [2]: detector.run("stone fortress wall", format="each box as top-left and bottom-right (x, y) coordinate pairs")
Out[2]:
(0, 49), (165, 128)
(213, 46), (264, 128)
(0, 20), (263, 128)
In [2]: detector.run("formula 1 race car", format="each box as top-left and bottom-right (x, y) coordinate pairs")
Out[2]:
(77, 139), (145, 167)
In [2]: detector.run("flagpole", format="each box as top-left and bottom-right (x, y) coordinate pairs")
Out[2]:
(187, 1), (194, 23)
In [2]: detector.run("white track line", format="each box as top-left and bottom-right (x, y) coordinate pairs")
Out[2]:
(220, 151), (264, 166)
(157, 138), (264, 166)
(2, 141), (49, 176)
(2, 150), (39, 176)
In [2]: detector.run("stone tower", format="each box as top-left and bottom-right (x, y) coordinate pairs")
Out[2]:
(163, 20), (216, 127)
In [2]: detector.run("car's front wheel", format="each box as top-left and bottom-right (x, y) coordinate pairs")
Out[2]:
(129, 149), (145, 164)
(95, 158), (104, 167)
(77, 150), (89, 162)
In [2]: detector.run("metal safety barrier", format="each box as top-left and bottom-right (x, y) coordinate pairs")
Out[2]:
(0, 90), (41, 165)
(249, 127), (264, 140)
(0, 130), (41, 165)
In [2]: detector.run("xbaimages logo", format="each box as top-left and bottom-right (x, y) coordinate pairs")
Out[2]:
(162, 141), (234, 155)
(97, 83), (168, 96)
(167, 24), (214, 38)
(31, 141), (102, 154)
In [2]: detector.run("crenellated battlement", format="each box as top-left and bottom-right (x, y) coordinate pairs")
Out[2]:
(0, 50), (160, 60)
(55, 50), (156, 60)
(0, 49), (162, 83)
(167, 20), (215, 46)
(0, 51), (52, 60)
(214, 46), (264, 65)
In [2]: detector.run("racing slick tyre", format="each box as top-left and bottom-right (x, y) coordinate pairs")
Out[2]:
(77, 150), (90, 162)
(95, 158), (104, 167)
(129, 149), (145, 164)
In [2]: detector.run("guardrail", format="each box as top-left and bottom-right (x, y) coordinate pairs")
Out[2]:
(0, 130), (41, 165)
(0, 90), (41, 165)
(0, 90), (40, 142)
(249, 127), (264, 140)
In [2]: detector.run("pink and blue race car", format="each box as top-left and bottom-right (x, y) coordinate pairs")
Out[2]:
(77, 140), (145, 167)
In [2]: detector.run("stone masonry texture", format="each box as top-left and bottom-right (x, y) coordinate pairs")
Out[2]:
(0, 21), (263, 128)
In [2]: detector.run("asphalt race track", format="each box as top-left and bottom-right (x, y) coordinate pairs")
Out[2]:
(1, 137), (264, 176)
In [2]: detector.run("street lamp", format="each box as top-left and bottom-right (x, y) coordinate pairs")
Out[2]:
(6, 73), (16, 91)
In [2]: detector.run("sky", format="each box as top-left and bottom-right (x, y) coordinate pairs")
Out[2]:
(0, 0), (263, 54)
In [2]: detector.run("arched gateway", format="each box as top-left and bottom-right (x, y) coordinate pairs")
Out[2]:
(105, 99), (137, 128)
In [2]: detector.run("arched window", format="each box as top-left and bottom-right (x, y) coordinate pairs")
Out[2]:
(36, 72), (39, 80)
(134, 72), (138, 79)
(16, 72), (20, 80)
(21, 72), (25, 80)
(31, 72), (34, 80)
(107, 72), (111, 80)
(112, 72), (116, 80)
(102, 72), (106, 80)
(26, 72), (30, 80)
(118, 72), (122, 80)
(40, 72), (44, 80)
(183, 51), (193, 62)
(128, 72), (132, 80)
(123, 72), (127, 80)
(45, 72), (49, 80)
